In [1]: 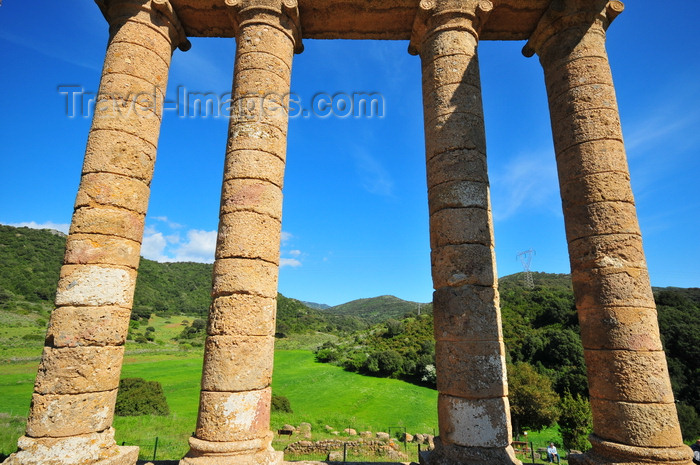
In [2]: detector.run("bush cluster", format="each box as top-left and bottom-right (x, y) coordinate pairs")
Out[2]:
(115, 378), (170, 416)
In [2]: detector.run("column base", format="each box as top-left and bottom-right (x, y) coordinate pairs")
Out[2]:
(419, 436), (521, 465)
(568, 434), (693, 465)
(179, 434), (283, 465)
(1, 428), (138, 465)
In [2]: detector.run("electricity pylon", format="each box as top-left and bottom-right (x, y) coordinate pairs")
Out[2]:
(516, 249), (536, 289)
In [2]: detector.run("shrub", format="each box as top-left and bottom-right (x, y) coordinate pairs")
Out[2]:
(271, 395), (292, 413)
(115, 378), (169, 416)
(559, 393), (592, 451)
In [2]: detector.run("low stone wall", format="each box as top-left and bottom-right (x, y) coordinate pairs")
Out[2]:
(285, 439), (408, 460)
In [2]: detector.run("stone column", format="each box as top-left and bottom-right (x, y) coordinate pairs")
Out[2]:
(2, 2), (189, 465)
(179, 1), (301, 465)
(523, 2), (693, 465)
(410, 2), (519, 464)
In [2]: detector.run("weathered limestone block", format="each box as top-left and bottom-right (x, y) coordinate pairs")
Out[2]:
(589, 398), (683, 448)
(559, 171), (634, 207)
(211, 258), (278, 298)
(426, 149), (488, 187)
(544, 56), (614, 101)
(46, 306), (131, 348)
(207, 294), (276, 337)
(222, 150), (286, 187)
(433, 285), (502, 341)
(55, 265), (137, 307)
(98, 73), (165, 110)
(421, 52), (481, 92)
(90, 96), (162, 147)
(549, 82), (618, 121)
(430, 208), (491, 248)
(437, 395), (512, 448)
(563, 201), (639, 242)
(422, 436), (519, 465)
(34, 346), (124, 395)
(419, 28), (478, 64)
(69, 206), (145, 243)
(74, 172), (151, 214)
(436, 341), (507, 399)
(585, 349), (674, 404)
(577, 306), (662, 351)
(201, 335), (274, 392)
(423, 82), (483, 123)
(3, 428), (138, 465)
(567, 233), (646, 271)
(195, 389), (272, 442)
(220, 178), (283, 219)
(227, 121), (288, 155)
(26, 390), (117, 438)
(64, 234), (141, 269)
(235, 52), (291, 86)
(215, 211), (281, 263)
(102, 38), (169, 88)
(428, 180), (489, 213)
(431, 244), (496, 289)
(572, 266), (654, 311)
(109, 9), (178, 63)
(82, 130), (156, 181)
(555, 139), (628, 179)
(425, 112), (487, 156)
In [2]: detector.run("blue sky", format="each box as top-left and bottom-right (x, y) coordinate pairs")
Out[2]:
(1, 2), (698, 306)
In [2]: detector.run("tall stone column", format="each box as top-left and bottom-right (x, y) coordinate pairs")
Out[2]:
(2, 2), (189, 465)
(179, 1), (301, 465)
(410, 2), (519, 464)
(523, 2), (693, 465)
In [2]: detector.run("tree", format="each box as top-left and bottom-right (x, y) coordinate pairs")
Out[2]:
(508, 362), (560, 433)
(271, 395), (293, 413)
(559, 393), (592, 451)
(115, 378), (169, 416)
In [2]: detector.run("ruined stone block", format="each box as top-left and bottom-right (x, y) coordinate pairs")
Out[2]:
(555, 139), (629, 180)
(111, 12), (176, 63)
(559, 171), (634, 208)
(201, 335), (274, 392)
(212, 258), (278, 298)
(74, 172), (150, 214)
(551, 107), (623, 153)
(83, 130), (156, 181)
(422, 53), (480, 95)
(436, 340), (507, 399)
(426, 148), (488, 187)
(584, 349), (674, 404)
(227, 120), (287, 155)
(215, 211), (281, 263)
(429, 180), (489, 214)
(64, 234), (141, 269)
(55, 265), (137, 308)
(220, 178), (283, 219)
(425, 112), (486, 157)
(431, 244), (496, 289)
(236, 24), (295, 62)
(69, 206), (145, 243)
(589, 398), (683, 448)
(223, 149), (286, 188)
(207, 294), (276, 337)
(544, 56), (614, 100)
(196, 388), (272, 442)
(420, 29), (477, 65)
(102, 39), (170, 90)
(437, 395), (512, 448)
(433, 284), (502, 341)
(234, 52), (291, 85)
(34, 346), (124, 395)
(549, 82), (618, 123)
(90, 99), (163, 149)
(577, 306), (663, 351)
(567, 233), (646, 272)
(564, 201), (640, 242)
(423, 82), (483, 124)
(430, 207), (492, 248)
(46, 306), (131, 348)
(26, 390), (117, 438)
(572, 266), (655, 311)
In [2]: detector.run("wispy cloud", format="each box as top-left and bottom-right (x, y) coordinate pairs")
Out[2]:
(6, 221), (70, 234)
(353, 148), (394, 197)
(280, 258), (302, 268)
(490, 150), (559, 221)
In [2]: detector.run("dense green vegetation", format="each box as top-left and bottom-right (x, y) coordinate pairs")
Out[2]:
(320, 295), (432, 325)
(115, 378), (170, 416)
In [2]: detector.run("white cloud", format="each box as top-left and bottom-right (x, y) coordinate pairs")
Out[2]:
(172, 229), (217, 263)
(289, 249), (302, 257)
(280, 258), (302, 268)
(7, 221), (70, 234)
(141, 231), (169, 262)
(281, 231), (293, 243)
(353, 148), (394, 197)
(490, 150), (559, 221)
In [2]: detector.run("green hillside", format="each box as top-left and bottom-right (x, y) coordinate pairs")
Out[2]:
(321, 295), (432, 325)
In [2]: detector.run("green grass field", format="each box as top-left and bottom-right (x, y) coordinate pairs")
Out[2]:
(0, 349), (443, 460)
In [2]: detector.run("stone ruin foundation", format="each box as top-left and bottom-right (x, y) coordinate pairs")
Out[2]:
(3, 0), (695, 465)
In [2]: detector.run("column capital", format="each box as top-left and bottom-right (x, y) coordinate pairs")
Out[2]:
(522, 0), (623, 58)
(95, 0), (191, 51)
(225, 0), (304, 54)
(408, 0), (493, 56)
